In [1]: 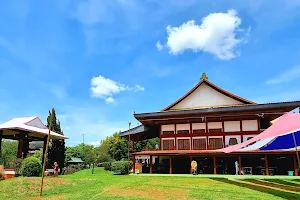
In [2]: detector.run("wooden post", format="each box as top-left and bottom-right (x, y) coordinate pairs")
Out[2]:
(265, 155), (269, 176)
(238, 156), (242, 175)
(0, 130), (3, 155)
(213, 156), (217, 175)
(150, 155), (153, 174)
(132, 154), (135, 174)
(40, 108), (54, 197)
(169, 156), (172, 174)
(294, 156), (299, 176)
(17, 133), (23, 158)
(190, 156), (192, 174)
(132, 140), (135, 153)
(22, 133), (29, 159)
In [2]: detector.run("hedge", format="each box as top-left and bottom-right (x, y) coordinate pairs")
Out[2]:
(103, 162), (111, 171)
(21, 157), (42, 177)
(111, 161), (133, 175)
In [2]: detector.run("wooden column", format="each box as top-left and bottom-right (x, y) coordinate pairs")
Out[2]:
(213, 156), (217, 175)
(22, 133), (29, 159)
(190, 156), (192, 174)
(240, 121), (243, 143)
(190, 123), (192, 150)
(132, 140), (135, 153)
(238, 156), (242, 175)
(132, 154), (136, 174)
(42, 136), (47, 163)
(17, 133), (24, 158)
(150, 155), (153, 174)
(169, 156), (173, 174)
(222, 121), (225, 147)
(174, 124), (177, 150)
(294, 156), (299, 176)
(265, 155), (269, 176)
(0, 130), (3, 155)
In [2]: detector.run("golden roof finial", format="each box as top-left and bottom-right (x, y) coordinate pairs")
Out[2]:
(200, 72), (208, 81)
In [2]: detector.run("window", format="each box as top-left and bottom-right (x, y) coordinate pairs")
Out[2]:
(177, 139), (190, 150)
(177, 130), (189, 134)
(208, 128), (222, 133)
(162, 131), (174, 135)
(209, 138), (223, 149)
(163, 140), (174, 150)
(193, 138), (206, 150)
(192, 129), (206, 134)
(228, 138), (238, 146)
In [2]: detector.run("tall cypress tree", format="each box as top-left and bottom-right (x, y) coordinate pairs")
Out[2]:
(47, 109), (66, 171)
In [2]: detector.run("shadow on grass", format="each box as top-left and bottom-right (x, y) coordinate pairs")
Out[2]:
(264, 179), (300, 187)
(245, 180), (300, 192)
(211, 178), (300, 200)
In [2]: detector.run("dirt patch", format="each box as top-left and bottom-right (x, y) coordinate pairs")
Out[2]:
(105, 185), (193, 200)
(78, 178), (96, 181)
(28, 194), (67, 200)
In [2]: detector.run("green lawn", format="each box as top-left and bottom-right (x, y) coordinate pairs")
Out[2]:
(0, 168), (300, 200)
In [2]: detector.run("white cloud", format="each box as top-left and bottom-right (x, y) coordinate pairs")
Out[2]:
(105, 97), (115, 103)
(90, 75), (144, 103)
(265, 66), (300, 84)
(156, 41), (163, 51)
(133, 85), (145, 92)
(159, 9), (248, 60)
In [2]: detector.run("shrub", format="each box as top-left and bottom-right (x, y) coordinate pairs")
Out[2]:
(111, 161), (133, 175)
(21, 157), (42, 177)
(12, 158), (23, 175)
(103, 162), (111, 171)
(0, 165), (6, 180)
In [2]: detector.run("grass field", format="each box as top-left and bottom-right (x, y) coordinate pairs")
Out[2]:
(0, 168), (300, 200)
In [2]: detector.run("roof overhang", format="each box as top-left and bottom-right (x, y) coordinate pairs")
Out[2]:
(120, 125), (159, 140)
(135, 101), (300, 125)
(133, 149), (297, 156)
(0, 116), (68, 140)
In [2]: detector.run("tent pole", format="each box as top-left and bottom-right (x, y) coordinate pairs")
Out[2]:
(291, 132), (300, 169)
(40, 108), (54, 197)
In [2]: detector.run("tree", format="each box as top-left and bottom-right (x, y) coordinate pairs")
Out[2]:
(65, 143), (96, 165)
(0, 140), (18, 165)
(47, 109), (66, 170)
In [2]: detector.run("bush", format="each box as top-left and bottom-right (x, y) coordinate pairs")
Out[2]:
(103, 162), (111, 171)
(111, 161), (133, 175)
(21, 157), (42, 177)
(12, 158), (23, 175)
(0, 165), (6, 180)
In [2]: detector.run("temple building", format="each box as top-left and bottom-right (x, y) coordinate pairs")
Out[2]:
(121, 73), (300, 176)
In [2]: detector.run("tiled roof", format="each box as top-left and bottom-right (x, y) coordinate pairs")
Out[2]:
(68, 157), (84, 163)
(120, 125), (148, 136)
(134, 101), (300, 119)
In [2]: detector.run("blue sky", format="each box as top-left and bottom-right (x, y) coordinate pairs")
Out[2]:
(1, 0), (300, 146)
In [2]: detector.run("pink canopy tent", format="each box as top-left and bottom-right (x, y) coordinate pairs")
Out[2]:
(221, 113), (300, 153)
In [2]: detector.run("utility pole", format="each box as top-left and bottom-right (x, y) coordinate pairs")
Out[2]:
(82, 134), (84, 144)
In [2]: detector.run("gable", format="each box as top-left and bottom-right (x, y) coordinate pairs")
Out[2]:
(25, 117), (47, 129)
(168, 83), (246, 110)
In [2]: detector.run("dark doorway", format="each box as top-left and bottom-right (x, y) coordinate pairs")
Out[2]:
(173, 156), (190, 174)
